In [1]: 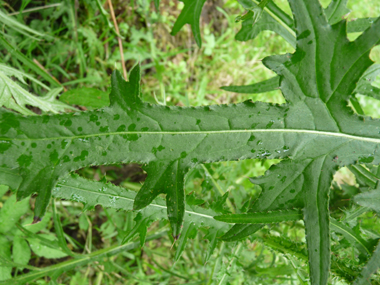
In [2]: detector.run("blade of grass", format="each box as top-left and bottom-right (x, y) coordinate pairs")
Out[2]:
(0, 229), (168, 285)
(0, 35), (61, 88)
(52, 200), (76, 257)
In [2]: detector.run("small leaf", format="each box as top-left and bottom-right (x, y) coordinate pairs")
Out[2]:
(186, 192), (204, 206)
(27, 234), (68, 259)
(0, 195), (29, 234)
(210, 192), (230, 214)
(12, 236), (31, 268)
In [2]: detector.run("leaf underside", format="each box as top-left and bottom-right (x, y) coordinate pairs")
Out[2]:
(0, 0), (380, 284)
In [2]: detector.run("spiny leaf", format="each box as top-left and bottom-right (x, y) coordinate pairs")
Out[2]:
(330, 218), (371, 256)
(52, 174), (229, 251)
(354, 189), (380, 212)
(221, 160), (309, 241)
(1, 1), (380, 283)
(214, 209), (302, 224)
(353, 240), (380, 285)
(170, 0), (207, 48)
(258, 233), (359, 283)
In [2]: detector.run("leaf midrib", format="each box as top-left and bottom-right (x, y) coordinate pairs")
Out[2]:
(3, 128), (380, 144)
(56, 183), (215, 220)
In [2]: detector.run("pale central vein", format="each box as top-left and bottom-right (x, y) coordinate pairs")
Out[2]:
(2, 129), (380, 144)
(56, 184), (215, 220)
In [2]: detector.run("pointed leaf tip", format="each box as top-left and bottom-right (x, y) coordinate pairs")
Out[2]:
(110, 64), (142, 110)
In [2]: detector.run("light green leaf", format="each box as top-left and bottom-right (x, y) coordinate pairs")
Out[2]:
(28, 234), (68, 259)
(348, 164), (378, 189)
(0, 195), (29, 234)
(59, 87), (110, 109)
(0, 236), (11, 281)
(355, 64), (380, 100)
(12, 236), (31, 268)
(0, 230), (167, 285)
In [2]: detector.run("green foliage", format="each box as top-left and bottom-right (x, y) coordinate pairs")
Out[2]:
(1, 0), (380, 284)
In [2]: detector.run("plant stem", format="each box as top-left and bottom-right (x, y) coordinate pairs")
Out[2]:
(107, 0), (127, 80)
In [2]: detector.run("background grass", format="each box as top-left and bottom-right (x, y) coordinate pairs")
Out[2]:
(0, 0), (380, 284)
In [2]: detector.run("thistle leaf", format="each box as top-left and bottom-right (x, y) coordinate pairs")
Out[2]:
(1, 1), (380, 283)
(353, 240), (380, 285)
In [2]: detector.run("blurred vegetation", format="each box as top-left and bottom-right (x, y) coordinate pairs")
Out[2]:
(0, 0), (380, 284)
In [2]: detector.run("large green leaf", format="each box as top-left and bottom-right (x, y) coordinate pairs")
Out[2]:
(1, 0), (380, 283)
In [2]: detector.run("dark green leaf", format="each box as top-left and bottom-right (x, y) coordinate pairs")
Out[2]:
(354, 189), (380, 212)
(170, 0), (207, 48)
(353, 240), (380, 285)
(214, 209), (302, 224)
